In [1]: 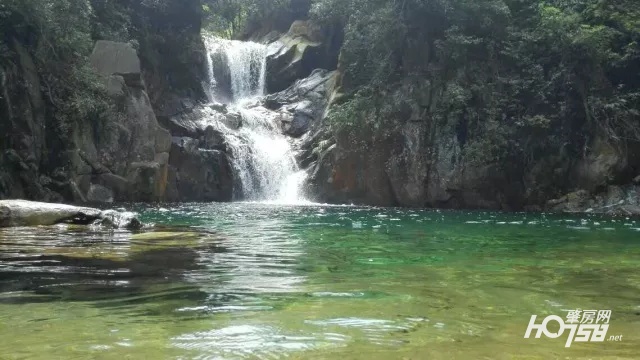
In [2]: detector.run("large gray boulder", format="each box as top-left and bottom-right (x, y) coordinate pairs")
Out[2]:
(65, 40), (175, 203)
(90, 41), (142, 86)
(154, 105), (236, 202)
(574, 136), (627, 191)
(0, 200), (142, 229)
(165, 138), (234, 202)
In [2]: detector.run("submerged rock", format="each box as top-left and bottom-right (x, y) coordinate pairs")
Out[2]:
(0, 200), (142, 229)
(94, 210), (143, 230)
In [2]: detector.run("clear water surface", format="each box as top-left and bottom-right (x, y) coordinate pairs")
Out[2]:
(0, 203), (638, 359)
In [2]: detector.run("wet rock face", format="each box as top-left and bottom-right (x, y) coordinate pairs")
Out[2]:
(0, 39), (180, 204)
(156, 106), (235, 202)
(307, 137), (400, 207)
(265, 69), (336, 138)
(202, 126), (228, 151)
(128, 0), (208, 117)
(166, 138), (234, 202)
(208, 49), (233, 104)
(302, 82), (531, 209)
(0, 41), (55, 202)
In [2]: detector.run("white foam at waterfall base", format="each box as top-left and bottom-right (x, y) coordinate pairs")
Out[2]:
(203, 36), (309, 204)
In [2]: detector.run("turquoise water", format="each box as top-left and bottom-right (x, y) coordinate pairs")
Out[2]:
(0, 203), (638, 359)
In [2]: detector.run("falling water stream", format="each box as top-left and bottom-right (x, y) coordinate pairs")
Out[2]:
(203, 37), (308, 204)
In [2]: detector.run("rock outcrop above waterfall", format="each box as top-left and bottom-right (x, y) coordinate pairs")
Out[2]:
(265, 21), (341, 93)
(0, 200), (142, 229)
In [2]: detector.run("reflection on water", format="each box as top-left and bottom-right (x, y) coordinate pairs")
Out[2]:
(0, 204), (639, 359)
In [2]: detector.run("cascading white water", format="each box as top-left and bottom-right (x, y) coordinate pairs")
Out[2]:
(204, 38), (266, 103)
(203, 37), (308, 204)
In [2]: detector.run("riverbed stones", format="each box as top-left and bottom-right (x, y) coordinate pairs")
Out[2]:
(95, 210), (143, 230)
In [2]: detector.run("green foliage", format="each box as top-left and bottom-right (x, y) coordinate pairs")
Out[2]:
(311, 0), (639, 169)
(202, 0), (290, 38)
(0, 0), (118, 142)
(90, 0), (132, 41)
(328, 90), (377, 132)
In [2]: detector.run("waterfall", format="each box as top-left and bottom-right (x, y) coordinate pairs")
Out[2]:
(203, 36), (308, 204)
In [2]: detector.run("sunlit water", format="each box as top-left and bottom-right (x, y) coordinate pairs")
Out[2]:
(0, 204), (639, 359)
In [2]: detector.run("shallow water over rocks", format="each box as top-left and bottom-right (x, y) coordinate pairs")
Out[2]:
(0, 203), (638, 359)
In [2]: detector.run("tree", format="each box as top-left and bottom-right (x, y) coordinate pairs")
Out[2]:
(0, 0), (116, 147)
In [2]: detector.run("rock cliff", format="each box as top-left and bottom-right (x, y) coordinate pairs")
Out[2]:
(0, 0), (212, 204)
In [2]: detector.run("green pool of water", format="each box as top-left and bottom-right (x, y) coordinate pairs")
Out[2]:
(0, 203), (638, 359)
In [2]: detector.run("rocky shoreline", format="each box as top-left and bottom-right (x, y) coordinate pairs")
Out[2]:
(0, 200), (142, 229)
(544, 184), (640, 216)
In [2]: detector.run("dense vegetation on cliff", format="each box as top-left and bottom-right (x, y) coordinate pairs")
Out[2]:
(319, 0), (640, 155)
(322, 0), (639, 207)
(0, 0), (114, 142)
(0, 0), (206, 201)
(201, 0), (640, 208)
(205, 0), (640, 130)
(289, 0), (638, 208)
(1, 0), (639, 209)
